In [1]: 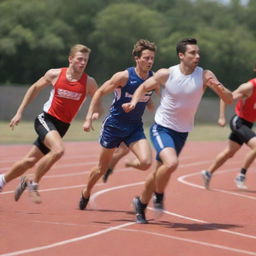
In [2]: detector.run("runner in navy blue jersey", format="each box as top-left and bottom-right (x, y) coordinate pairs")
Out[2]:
(78, 39), (157, 210)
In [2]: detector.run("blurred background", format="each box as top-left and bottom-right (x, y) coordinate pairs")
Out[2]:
(0, 0), (255, 137)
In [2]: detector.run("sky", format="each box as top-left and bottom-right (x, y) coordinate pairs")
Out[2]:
(217, 0), (249, 4)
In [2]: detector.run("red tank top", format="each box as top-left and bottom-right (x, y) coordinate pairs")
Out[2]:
(43, 68), (87, 123)
(235, 78), (256, 122)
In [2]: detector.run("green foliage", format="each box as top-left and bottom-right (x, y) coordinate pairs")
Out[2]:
(0, 0), (255, 87)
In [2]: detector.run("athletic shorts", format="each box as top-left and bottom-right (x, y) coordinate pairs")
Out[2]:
(150, 123), (188, 161)
(229, 115), (255, 145)
(34, 112), (70, 154)
(99, 116), (146, 148)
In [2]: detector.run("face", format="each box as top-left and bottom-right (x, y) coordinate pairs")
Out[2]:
(135, 49), (155, 72)
(69, 51), (89, 73)
(179, 44), (200, 69)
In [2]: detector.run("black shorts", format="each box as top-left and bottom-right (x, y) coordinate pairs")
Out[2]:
(229, 115), (255, 145)
(34, 112), (70, 154)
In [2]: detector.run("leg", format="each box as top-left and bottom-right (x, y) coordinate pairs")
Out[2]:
(33, 130), (65, 183)
(125, 138), (152, 170)
(4, 146), (43, 183)
(201, 140), (241, 189)
(235, 137), (256, 189)
(79, 146), (115, 210)
(103, 143), (130, 182)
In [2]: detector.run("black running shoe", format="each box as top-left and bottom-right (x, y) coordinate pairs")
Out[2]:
(102, 168), (113, 183)
(79, 194), (90, 210)
(14, 176), (28, 201)
(133, 196), (147, 224)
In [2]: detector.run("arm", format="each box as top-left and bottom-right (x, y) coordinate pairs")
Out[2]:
(86, 76), (102, 120)
(203, 70), (233, 104)
(218, 81), (253, 127)
(9, 69), (58, 130)
(83, 70), (128, 132)
(122, 68), (169, 113)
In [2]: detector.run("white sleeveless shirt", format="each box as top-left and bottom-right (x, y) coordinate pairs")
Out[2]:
(155, 64), (204, 132)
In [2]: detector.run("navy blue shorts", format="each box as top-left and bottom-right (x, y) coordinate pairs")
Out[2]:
(150, 123), (188, 161)
(100, 116), (146, 148)
(229, 115), (255, 145)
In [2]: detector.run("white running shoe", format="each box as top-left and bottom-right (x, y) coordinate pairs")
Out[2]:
(28, 182), (42, 204)
(0, 174), (5, 192)
(235, 174), (247, 189)
(201, 170), (212, 189)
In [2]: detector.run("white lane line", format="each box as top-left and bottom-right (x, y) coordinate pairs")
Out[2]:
(2, 182), (255, 255)
(178, 170), (256, 200)
(0, 222), (134, 256)
(121, 228), (256, 256)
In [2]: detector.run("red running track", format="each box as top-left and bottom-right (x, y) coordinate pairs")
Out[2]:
(0, 141), (256, 256)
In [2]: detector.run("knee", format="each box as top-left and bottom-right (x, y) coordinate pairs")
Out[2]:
(23, 156), (38, 169)
(164, 159), (179, 173)
(50, 147), (65, 160)
(139, 158), (152, 171)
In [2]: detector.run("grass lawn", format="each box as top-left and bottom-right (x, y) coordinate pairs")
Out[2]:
(0, 120), (230, 144)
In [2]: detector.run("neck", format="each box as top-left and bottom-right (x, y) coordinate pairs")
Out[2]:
(135, 67), (150, 80)
(179, 63), (195, 75)
(66, 67), (83, 81)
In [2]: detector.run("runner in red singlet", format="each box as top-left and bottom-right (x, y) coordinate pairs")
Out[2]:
(0, 44), (99, 203)
(202, 66), (256, 190)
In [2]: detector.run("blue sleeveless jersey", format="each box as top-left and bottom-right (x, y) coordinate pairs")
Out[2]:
(109, 67), (153, 121)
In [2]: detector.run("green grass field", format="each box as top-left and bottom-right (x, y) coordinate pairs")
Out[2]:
(0, 120), (230, 144)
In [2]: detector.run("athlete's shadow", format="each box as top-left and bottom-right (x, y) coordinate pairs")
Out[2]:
(155, 221), (242, 232)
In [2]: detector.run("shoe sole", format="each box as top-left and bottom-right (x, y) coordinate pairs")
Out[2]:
(14, 177), (27, 201)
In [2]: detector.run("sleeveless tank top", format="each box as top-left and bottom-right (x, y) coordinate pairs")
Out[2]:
(155, 64), (204, 132)
(43, 67), (87, 123)
(109, 67), (153, 121)
(235, 78), (256, 122)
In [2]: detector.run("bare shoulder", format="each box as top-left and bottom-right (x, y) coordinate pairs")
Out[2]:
(110, 70), (129, 87)
(154, 68), (170, 84)
(44, 68), (61, 83)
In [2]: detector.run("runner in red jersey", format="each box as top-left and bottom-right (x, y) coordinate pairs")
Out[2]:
(0, 44), (99, 203)
(202, 69), (256, 190)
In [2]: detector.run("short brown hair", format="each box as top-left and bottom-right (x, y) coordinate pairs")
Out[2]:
(132, 39), (157, 58)
(69, 44), (91, 57)
(176, 38), (197, 55)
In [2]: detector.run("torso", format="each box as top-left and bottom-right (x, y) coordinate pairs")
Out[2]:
(109, 67), (153, 121)
(43, 67), (87, 123)
(155, 64), (204, 132)
(235, 78), (256, 123)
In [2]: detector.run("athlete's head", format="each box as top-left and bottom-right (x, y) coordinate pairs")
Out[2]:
(176, 38), (197, 55)
(132, 39), (157, 58)
(69, 44), (91, 72)
(132, 39), (156, 72)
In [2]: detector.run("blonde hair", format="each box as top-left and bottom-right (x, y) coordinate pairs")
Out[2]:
(69, 44), (91, 57)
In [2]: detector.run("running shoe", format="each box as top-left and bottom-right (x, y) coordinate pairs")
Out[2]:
(235, 173), (247, 189)
(14, 176), (28, 201)
(79, 194), (90, 210)
(153, 194), (164, 218)
(102, 168), (113, 183)
(133, 196), (147, 224)
(201, 170), (212, 189)
(28, 183), (42, 204)
(0, 174), (5, 192)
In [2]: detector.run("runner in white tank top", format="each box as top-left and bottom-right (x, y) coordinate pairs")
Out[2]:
(123, 38), (233, 224)
(155, 64), (204, 132)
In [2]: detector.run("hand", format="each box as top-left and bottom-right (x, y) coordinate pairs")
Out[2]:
(9, 113), (22, 130)
(83, 119), (94, 132)
(122, 102), (135, 113)
(218, 117), (226, 127)
(92, 112), (100, 120)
